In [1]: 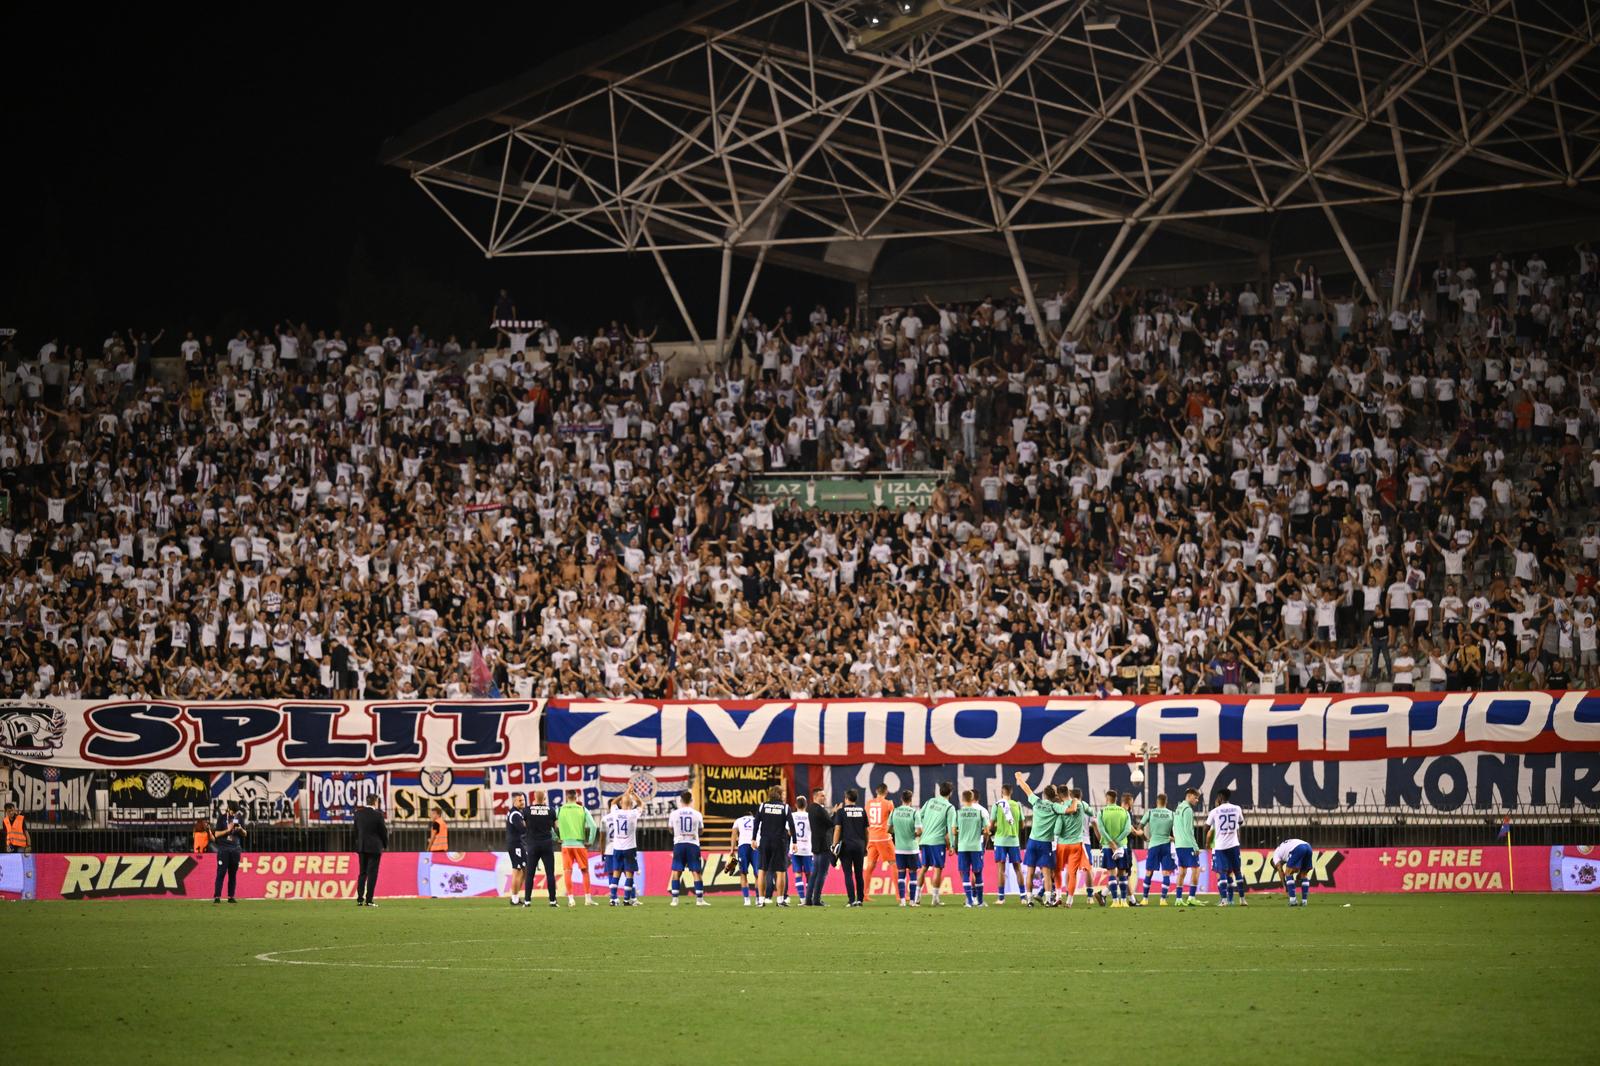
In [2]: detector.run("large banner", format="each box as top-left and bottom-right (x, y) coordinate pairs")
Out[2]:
(209, 772), (305, 824)
(9, 693), (1600, 770)
(544, 693), (1600, 765)
(0, 762), (96, 820)
(599, 764), (692, 823)
(107, 770), (211, 823)
(486, 763), (601, 818)
(0, 699), (543, 771)
(818, 752), (1600, 813)
(389, 768), (488, 821)
(702, 764), (786, 818)
(308, 771), (387, 822)
(11, 846), (1594, 901)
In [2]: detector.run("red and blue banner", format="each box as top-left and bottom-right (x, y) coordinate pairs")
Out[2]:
(544, 693), (1600, 766)
(307, 771), (387, 822)
(6, 693), (1600, 771)
(0, 699), (542, 771)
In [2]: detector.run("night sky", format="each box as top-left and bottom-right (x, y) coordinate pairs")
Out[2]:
(5, 3), (844, 352)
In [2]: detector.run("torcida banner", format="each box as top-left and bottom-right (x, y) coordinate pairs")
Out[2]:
(5, 693), (1600, 770)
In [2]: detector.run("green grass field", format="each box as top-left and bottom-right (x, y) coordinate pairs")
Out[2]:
(1, 894), (1592, 1064)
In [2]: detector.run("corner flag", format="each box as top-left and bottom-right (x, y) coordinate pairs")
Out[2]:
(1497, 816), (1514, 893)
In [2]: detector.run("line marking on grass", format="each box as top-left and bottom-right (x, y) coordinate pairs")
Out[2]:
(251, 940), (1427, 978)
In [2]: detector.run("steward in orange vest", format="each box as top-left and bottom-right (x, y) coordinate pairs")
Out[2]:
(193, 818), (213, 855)
(427, 812), (449, 851)
(4, 806), (29, 853)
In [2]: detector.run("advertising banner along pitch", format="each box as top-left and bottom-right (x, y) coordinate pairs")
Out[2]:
(13, 846), (1595, 901)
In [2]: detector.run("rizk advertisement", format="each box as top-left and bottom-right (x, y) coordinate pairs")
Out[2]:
(18, 846), (1595, 900)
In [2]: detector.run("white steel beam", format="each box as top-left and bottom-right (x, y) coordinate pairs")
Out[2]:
(1310, 177), (1380, 304)
(999, 0), (1235, 222)
(1413, 29), (1599, 194)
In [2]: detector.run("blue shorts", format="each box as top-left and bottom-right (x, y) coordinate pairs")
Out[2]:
(602, 853), (617, 877)
(1101, 846), (1132, 872)
(1284, 843), (1313, 872)
(508, 845), (527, 871)
(790, 854), (814, 876)
(1145, 843), (1174, 872)
(992, 845), (1021, 865)
(1213, 845), (1241, 877)
(671, 843), (702, 873)
(895, 852), (921, 872)
(612, 848), (639, 874)
(957, 851), (984, 878)
(1023, 839), (1056, 868)
(920, 845), (947, 868)
(736, 843), (759, 875)
(1175, 847), (1199, 869)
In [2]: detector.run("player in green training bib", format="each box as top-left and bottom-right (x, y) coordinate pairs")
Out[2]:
(1138, 792), (1176, 905)
(989, 784), (1023, 905)
(1053, 788), (1087, 908)
(888, 790), (922, 906)
(954, 790), (990, 908)
(917, 782), (956, 905)
(1013, 771), (1065, 907)
(1171, 787), (1204, 906)
(1098, 791), (1133, 906)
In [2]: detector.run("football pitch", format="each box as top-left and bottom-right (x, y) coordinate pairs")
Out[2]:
(1, 894), (1591, 1064)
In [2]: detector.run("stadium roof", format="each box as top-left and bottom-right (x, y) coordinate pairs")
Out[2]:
(384, 0), (1600, 336)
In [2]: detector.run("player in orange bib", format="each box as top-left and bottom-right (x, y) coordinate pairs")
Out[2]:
(864, 784), (896, 899)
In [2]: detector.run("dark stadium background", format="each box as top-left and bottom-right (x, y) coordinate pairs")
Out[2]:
(3, 2), (848, 347)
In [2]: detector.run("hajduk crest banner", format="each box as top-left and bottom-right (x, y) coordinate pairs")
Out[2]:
(5, 693), (1600, 771)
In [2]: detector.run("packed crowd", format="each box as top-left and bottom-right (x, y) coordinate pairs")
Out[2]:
(2, 244), (1598, 704)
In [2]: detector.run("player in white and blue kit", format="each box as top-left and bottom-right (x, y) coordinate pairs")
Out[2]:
(1270, 837), (1314, 906)
(789, 795), (815, 905)
(669, 792), (710, 907)
(604, 793), (642, 906)
(732, 811), (759, 906)
(1204, 789), (1247, 906)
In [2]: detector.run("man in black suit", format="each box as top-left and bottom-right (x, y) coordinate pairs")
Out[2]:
(353, 794), (387, 907)
(805, 787), (834, 907)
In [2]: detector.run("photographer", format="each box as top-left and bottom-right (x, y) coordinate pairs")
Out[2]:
(212, 800), (246, 904)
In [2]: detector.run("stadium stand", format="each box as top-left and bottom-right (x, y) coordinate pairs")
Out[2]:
(2, 245), (1598, 705)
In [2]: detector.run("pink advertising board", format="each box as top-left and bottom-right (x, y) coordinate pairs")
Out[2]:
(5, 846), (1594, 901)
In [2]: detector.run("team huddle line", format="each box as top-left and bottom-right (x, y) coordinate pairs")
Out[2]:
(500, 774), (1316, 909)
